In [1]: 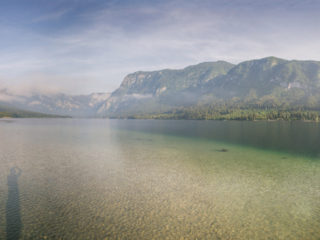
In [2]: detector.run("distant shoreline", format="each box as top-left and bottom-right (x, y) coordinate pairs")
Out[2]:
(108, 117), (320, 122)
(109, 108), (320, 122)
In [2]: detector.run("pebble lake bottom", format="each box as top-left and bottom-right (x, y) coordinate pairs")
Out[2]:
(0, 119), (320, 239)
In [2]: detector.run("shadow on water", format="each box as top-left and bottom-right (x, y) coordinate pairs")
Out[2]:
(6, 167), (22, 240)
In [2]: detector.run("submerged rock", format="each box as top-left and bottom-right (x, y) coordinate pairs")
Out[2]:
(216, 148), (228, 152)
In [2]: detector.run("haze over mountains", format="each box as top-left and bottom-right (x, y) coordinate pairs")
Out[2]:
(0, 90), (110, 117)
(2, 57), (320, 117)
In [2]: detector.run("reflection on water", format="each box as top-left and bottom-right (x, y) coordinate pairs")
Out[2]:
(109, 119), (320, 157)
(0, 119), (319, 239)
(6, 167), (22, 240)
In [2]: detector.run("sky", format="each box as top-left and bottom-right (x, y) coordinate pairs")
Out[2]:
(1, 0), (320, 95)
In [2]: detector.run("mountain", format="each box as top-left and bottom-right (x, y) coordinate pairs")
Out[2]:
(204, 57), (320, 101)
(98, 61), (234, 116)
(0, 90), (110, 117)
(0, 103), (64, 118)
(3, 56), (320, 119)
(99, 57), (320, 117)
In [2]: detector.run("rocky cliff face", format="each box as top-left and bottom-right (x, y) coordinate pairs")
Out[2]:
(98, 61), (234, 116)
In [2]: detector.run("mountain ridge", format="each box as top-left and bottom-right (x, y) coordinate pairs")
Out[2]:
(2, 56), (320, 118)
(0, 90), (111, 117)
(98, 57), (320, 117)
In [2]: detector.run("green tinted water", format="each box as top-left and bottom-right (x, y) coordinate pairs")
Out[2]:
(0, 119), (320, 239)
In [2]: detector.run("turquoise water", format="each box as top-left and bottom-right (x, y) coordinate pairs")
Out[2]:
(0, 119), (320, 239)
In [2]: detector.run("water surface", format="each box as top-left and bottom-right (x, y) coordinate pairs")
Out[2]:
(0, 119), (320, 239)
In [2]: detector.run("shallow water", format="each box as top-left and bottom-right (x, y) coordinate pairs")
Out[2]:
(0, 119), (320, 239)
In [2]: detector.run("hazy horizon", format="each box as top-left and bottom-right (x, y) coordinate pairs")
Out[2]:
(1, 0), (320, 95)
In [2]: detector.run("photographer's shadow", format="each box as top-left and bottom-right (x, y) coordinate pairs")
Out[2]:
(6, 167), (22, 240)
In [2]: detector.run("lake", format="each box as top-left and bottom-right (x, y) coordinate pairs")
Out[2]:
(0, 119), (320, 239)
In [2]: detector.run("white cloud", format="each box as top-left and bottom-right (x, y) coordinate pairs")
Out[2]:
(0, 89), (25, 102)
(124, 94), (153, 100)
